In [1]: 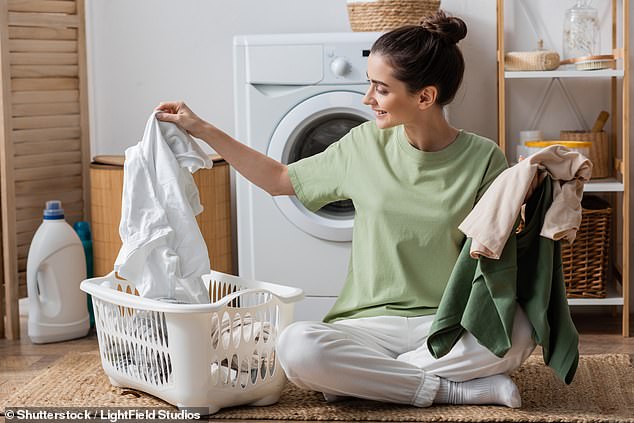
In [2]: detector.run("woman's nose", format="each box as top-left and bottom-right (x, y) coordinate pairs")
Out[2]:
(362, 86), (374, 105)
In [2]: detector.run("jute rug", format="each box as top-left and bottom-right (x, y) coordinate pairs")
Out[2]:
(1, 351), (633, 422)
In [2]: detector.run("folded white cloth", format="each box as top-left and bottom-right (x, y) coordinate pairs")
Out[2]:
(459, 145), (592, 259)
(114, 112), (213, 303)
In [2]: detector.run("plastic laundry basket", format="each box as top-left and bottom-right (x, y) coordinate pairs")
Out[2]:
(80, 271), (303, 414)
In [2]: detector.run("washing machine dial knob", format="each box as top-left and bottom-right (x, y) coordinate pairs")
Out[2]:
(330, 57), (350, 77)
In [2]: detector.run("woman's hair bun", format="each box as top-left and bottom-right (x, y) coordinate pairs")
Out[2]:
(419, 10), (467, 45)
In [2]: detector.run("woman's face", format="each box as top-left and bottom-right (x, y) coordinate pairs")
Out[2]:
(362, 53), (421, 129)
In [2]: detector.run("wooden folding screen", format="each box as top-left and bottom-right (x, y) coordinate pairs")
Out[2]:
(0, 0), (90, 339)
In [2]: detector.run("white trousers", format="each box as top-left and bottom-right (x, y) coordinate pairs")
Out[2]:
(277, 305), (536, 407)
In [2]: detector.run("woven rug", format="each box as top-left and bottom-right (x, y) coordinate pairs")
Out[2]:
(1, 352), (633, 422)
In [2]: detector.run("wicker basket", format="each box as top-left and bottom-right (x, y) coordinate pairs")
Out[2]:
(347, 0), (441, 32)
(504, 50), (560, 71)
(90, 155), (233, 277)
(560, 130), (610, 178)
(561, 195), (611, 298)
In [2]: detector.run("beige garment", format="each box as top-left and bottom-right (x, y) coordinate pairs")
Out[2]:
(459, 145), (592, 259)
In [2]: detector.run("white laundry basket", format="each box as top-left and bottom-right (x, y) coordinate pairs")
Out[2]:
(80, 271), (303, 414)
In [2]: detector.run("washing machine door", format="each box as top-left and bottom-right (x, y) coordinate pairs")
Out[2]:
(268, 91), (373, 242)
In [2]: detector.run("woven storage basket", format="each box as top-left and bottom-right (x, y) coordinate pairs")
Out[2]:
(561, 195), (611, 298)
(560, 130), (610, 178)
(504, 50), (560, 71)
(89, 155), (233, 277)
(347, 0), (440, 32)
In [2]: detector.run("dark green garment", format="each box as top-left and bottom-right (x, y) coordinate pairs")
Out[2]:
(427, 178), (579, 384)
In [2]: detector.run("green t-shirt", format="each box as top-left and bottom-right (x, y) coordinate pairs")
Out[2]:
(287, 121), (507, 323)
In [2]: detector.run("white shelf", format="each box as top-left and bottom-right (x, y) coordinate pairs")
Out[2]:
(505, 69), (624, 79)
(584, 179), (624, 192)
(568, 282), (623, 306)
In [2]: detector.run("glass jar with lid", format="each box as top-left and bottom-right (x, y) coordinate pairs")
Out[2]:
(562, 0), (600, 60)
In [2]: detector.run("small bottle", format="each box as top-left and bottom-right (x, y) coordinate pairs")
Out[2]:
(74, 221), (95, 328)
(27, 201), (90, 343)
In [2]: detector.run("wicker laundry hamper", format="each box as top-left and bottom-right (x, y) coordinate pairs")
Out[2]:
(89, 155), (233, 277)
(517, 195), (611, 298)
(561, 195), (611, 298)
(347, 0), (441, 32)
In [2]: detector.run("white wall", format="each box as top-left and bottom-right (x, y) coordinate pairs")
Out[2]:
(85, 0), (502, 154)
(86, 0), (634, 311)
(86, 0), (351, 154)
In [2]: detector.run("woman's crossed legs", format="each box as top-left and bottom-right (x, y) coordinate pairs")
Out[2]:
(277, 306), (535, 408)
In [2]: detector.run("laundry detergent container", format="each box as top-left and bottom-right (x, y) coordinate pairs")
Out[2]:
(81, 270), (303, 414)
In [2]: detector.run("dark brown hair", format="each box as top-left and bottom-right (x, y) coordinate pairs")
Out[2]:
(370, 10), (467, 106)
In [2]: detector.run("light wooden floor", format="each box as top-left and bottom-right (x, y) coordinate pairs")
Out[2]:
(1, 313), (632, 416)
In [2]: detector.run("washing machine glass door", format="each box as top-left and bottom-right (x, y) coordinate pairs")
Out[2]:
(268, 91), (373, 242)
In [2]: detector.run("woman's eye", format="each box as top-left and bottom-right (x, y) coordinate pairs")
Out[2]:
(375, 86), (388, 95)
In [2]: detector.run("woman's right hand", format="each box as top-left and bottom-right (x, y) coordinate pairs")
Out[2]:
(155, 101), (209, 139)
(156, 101), (293, 196)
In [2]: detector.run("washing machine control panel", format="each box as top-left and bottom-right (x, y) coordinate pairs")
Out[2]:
(323, 44), (371, 84)
(330, 57), (351, 77)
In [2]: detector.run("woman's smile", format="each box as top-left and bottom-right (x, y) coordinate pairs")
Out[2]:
(374, 109), (388, 118)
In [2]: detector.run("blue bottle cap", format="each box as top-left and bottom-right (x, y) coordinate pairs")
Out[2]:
(43, 200), (64, 220)
(73, 221), (92, 241)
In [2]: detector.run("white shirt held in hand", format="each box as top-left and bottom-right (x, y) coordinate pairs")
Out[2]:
(114, 112), (213, 304)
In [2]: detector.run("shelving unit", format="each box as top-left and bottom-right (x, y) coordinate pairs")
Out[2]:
(497, 0), (630, 336)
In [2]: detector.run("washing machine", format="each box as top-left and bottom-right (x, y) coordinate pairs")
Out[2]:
(233, 32), (381, 321)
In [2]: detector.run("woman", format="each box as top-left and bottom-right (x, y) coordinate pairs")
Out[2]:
(156, 10), (536, 408)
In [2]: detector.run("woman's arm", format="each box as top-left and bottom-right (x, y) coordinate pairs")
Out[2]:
(156, 101), (294, 196)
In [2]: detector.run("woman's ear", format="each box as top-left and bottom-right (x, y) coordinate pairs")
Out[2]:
(418, 86), (438, 110)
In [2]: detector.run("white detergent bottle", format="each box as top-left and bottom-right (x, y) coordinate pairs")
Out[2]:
(27, 200), (90, 343)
